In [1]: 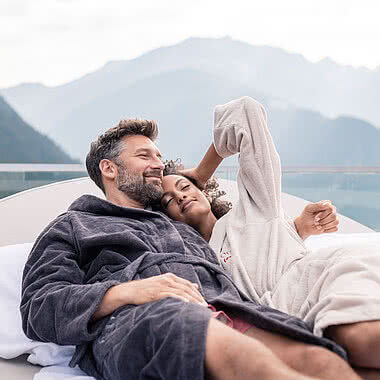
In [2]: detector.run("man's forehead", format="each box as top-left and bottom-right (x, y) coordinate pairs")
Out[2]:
(120, 135), (161, 154)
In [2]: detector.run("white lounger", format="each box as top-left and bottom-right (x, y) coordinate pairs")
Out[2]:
(0, 177), (374, 380)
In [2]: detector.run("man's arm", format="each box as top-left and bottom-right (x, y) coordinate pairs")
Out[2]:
(92, 273), (207, 321)
(20, 216), (120, 345)
(21, 218), (208, 339)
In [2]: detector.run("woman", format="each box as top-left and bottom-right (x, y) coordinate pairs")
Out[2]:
(161, 96), (380, 373)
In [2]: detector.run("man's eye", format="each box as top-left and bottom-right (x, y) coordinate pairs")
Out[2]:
(182, 185), (190, 190)
(138, 154), (148, 158)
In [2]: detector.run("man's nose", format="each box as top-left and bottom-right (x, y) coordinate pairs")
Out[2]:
(152, 157), (165, 170)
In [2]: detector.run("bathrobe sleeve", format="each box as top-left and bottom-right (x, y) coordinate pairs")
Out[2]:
(213, 96), (282, 220)
(20, 214), (120, 345)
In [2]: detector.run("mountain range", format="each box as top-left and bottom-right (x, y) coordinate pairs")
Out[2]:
(0, 96), (77, 163)
(1, 37), (380, 166)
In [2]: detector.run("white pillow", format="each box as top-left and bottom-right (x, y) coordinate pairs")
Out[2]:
(305, 232), (380, 250)
(0, 243), (75, 366)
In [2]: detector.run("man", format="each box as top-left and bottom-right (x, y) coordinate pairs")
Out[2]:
(21, 119), (359, 380)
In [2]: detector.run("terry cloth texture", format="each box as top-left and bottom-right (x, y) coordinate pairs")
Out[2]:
(209, 96), (380, 337)
(21, 193), (346, 380)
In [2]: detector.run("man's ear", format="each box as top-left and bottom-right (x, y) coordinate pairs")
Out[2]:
(99, 159), (117, 181)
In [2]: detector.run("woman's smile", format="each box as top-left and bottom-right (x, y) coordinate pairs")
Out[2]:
(182, 199), (196, 213)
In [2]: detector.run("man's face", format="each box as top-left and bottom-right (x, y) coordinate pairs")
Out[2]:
(114, 135), (165, 207)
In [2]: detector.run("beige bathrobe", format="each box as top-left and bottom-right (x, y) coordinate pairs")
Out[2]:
(209, 96), (380, 336)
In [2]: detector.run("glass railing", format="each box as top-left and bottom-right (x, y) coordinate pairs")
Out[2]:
(0, 164), (87, 199)
(215, 166), (380, 232)
(1, 164), (379, 232)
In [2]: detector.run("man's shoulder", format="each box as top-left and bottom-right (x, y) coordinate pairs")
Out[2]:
(39, 195), (96, 236)
(67, 194), (104, 212)
(36, 212), (73, 241)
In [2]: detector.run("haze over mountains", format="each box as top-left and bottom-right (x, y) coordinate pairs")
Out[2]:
(0, 96), (77, 163)
(1, 37), (380, 165)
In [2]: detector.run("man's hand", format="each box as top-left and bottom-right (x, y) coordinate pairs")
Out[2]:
(92, 273), (207, 321)
(294, 200), (339, 240)
(119, 273), (208, 306)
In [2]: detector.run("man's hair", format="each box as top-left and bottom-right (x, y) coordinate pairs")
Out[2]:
(163, 160), (232, 219)
(86, 119), (158, 193)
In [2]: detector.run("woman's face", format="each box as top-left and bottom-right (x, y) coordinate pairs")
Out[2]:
(161, 174), (211, 226)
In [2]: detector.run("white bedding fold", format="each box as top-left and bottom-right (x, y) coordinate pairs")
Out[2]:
(34, 365), (95, 380)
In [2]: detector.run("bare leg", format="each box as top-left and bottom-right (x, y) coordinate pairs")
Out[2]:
(243, 324), (361, 380)
(355, 367), (380, 380)
(326, 321), (380, 368)
(205, 318), (320, 380)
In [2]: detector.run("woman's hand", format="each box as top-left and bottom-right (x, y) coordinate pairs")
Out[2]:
(294, 200), (339, 240)
(179, 167), (209, 190)
(179, 144), (224, 190)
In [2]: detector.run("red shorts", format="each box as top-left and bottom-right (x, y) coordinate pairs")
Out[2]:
(208, 304), (251, 334)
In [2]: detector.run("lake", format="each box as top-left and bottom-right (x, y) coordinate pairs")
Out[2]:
(215, 169), (380, 232)
(1, 166), (379, 232)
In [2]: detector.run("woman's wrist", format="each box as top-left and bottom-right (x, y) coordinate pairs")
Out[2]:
(194, 166), (211, 185)
(196, 144), (224, 182)
(293, 217), (309, 240)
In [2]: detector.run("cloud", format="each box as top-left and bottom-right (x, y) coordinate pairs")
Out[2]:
(0, 0), (380, 88)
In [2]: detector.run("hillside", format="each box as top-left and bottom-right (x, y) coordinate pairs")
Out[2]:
(268, 107), (380, 166)
(41, 69), (380, 166)
(0, 96), (77, 163)
(1, 37), (379, 166)
(2, 37), (380, 133)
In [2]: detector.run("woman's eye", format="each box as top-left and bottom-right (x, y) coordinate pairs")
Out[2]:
(182, 185), (190, 190)
(165, 199), (173, 208)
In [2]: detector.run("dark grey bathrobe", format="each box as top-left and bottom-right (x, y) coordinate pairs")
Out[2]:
(20, 195), (345, 380)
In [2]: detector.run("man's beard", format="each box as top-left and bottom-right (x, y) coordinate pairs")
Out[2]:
(116, 165), (163, 208)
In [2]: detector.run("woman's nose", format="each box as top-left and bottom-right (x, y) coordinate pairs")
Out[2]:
(177, 193), (186, 203)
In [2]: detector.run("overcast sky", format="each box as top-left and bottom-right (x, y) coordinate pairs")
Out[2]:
(1, 0), (379, 88)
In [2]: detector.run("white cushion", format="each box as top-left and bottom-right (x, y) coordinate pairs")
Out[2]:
(0, 243), (74, 366)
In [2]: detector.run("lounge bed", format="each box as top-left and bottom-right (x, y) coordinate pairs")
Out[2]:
(0, 177), (375, 380)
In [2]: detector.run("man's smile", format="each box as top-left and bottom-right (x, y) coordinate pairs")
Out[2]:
(144, 176), (163, 186)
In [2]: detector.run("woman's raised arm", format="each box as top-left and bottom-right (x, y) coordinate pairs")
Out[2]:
(180, 143), (224, 189)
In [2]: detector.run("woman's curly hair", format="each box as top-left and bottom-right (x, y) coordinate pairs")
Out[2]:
(163, 159), (232, 219)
